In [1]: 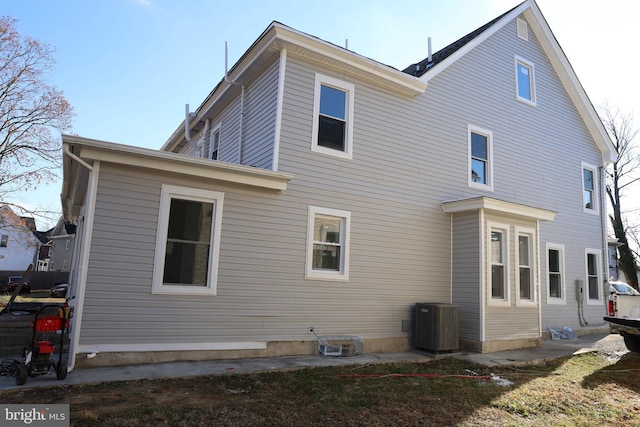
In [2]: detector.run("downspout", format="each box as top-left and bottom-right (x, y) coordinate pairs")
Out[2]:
(600, 165), (610, 312)
(225, 41), (245, 164)
(184, 104), (200, 152)
(202, 118), (211, 158)
(62, 144), (99, 372)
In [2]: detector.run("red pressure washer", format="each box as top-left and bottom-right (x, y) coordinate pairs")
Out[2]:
(14, 303), (70, 385)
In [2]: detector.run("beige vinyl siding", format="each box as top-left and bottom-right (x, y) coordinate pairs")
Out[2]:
(451, 211), (481, 341)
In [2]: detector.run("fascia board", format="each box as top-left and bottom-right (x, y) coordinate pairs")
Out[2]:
(65, 135), (293, 191)
(523, 5), (617, 163)
(421, 2), (530, 83)
(442, 197), (556, 221)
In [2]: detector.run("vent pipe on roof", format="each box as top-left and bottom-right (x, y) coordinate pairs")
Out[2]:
(225, 41), (245, 164)
(345, 38), (349, 49)
(428, 37), (432, 63)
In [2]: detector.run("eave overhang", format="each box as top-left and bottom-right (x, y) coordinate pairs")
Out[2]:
(162, 22), (427, 153)
(442, 196), (556, 221)
(62, 134), (294, 219)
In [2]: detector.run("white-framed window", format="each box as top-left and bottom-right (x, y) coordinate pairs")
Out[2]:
(152, 185), (224, 295)
(546, 243), (566, 304)
(488, 223), (509, 305)
(201, 125), (221, 160)
(0, 235), (7, 248)
(581, 162), (598, 214)
(311, 74), (354, 160)
(585, 249), (602, 304)
(516, 228), (536, 305)
(468, 125), (493, 190)
(305, 206), (351, 281)
(65, 240), (70, 250)
(515, 55), (536, 106)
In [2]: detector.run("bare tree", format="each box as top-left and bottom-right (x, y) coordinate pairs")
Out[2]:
(0, 16), (73, 227)
(601, 104), (640, 288)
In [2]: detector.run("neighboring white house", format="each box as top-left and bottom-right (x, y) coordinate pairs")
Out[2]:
(0, 206), (40, 272)
(61, 0), (617, 370)
(48, 217), (76, 272)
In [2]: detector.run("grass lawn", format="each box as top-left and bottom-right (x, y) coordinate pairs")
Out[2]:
(1, 351), (640, 426)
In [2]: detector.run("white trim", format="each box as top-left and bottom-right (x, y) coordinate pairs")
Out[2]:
(311, 74), (354, 160)
(487, 221), (510, 307)
(152, 185), (224, 296)
(209, 123), (221, 160)
(514, 55), (536, 106)
(78, 341), (268, 353)
(468, 125), (494, 191)
(546, 243), (566, 305)
(585, 248), (603, 305)
(581, 161), (599, 215)
(515, 226), (537, 307)
(479, 209), (486, 341)
(442, 197), (556, 221)
(305, 206), (351, 281)
(272, 48), (287, 171)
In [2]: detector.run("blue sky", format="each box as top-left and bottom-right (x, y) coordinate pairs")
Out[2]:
(3, 0), (639, 228)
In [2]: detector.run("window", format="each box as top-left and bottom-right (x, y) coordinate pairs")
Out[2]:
(516, 229), (536, 304)
(489, 225), (508, 302)
(582, 163), (598, 213)
(468, 125), (493, 190)
(586, 250), (601, 303)
(201, 126), (220, 160)
(515, 56), (536, 105)
(0, 235), (7, 248)
(152, 185), (224, 295)
(547, 244), (565, 304)
(65, 240), (70, 250)
(312, 74), (354, 159)
(306, 206), (351, 281)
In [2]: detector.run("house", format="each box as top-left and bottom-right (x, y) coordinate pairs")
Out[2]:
(61, 0), (616, 369)
(0, 206), (41, 272)
(48, 217), (76, 272)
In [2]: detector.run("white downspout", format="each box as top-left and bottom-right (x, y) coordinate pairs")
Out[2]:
(225, 41), (245, 164)
(62, 144), (99, 373)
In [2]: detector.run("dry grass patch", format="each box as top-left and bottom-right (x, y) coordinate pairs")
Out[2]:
(2, 351), (640, 426)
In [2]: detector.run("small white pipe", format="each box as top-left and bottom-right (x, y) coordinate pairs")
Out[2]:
(63, 144), (92, 171)
(428, 37), (432, 63)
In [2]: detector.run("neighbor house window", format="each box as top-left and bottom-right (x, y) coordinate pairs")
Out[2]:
(489, 225), (509, 303)
(582, 162), (598, 214)
(152, 185), (224, 295)
(586, 249), (601, 303)
(516, 229), (536, 304)
(468, 125), (493, 190)
(547, 244), (565, 304)
(515, 55), (536, 105)
(0, 235), (7, 248)
(311, 74), (354, 159)
(306, 206), (351, 281)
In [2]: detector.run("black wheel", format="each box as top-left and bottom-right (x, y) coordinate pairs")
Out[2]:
(16, 364), (28, 385)
(623, 334), (640, 352)
(56, 362), (67, 380)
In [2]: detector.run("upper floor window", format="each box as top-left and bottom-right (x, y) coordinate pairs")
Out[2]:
(582, 162), (598, 214)
(0, 235), (7, 248)
(515, 55), (536, 106)
(312, 74), (354, 160)
(202, 126), (220, 160)
(306, 206), (351, 281)
(152, 185), (224, 296)
(468, 125), (493, 190)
